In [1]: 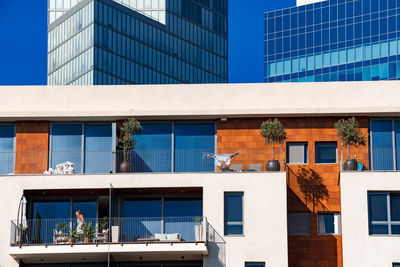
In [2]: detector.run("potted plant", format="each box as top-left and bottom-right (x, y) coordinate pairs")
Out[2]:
(56, 222), (68, 233)
(194, 217), (203, 241)
(66, 225), (77, 244)
(82, 222), (95, 243)
(260, 118), (287, 171)
(118, 118), (142, 173)
(334, 117), (366, 171)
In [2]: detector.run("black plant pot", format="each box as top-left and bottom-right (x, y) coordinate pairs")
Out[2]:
(119, 161), (131, 173)
(343, 159), (358, 171)
(266, 160), (280, 171)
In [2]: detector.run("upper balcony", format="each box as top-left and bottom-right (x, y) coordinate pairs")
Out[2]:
(0, 148), (286, 175)
(9, 216), (225, 264)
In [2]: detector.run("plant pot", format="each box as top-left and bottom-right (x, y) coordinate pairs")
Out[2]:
(83, 237), (90, 243)
(119, 161), (130, 173)
(266, 160), (280, 171)
(194, 224), (203, 241)
(111, 226), (119, 243)
(68, 237), (74, 244)
(343, 159), (358, 171)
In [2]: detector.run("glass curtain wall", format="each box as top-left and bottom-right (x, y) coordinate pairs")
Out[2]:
(264, 0), (400, 82)
(48, 0), (228, 85)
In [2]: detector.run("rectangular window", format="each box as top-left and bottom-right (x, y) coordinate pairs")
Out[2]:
(371, 120), (395, 170)
(245, 263), (265, 267)
(288, 212), (310, 235)
(174, 123), (215, 172)
(0, 125), (15, 174)
(318, 212), (340, 235)
(51, 123), (113, 174)
(286, 142), (308, 164)
(224, 192), (243, 235)
(315, 142), (337, 164)
(368, 192), (400, 235)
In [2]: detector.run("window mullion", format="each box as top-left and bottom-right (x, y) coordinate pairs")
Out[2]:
(387, 193), (392, 235)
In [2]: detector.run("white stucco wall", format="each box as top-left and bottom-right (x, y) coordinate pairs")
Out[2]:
(341, 172), (400, 267)
(0, 172), (288, 267)
(1, 81), (400, 121)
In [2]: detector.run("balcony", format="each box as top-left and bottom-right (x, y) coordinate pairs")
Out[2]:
(340, 147), (400, 171)
(9, 217), (225, 264)
(0, 148), (285, 175)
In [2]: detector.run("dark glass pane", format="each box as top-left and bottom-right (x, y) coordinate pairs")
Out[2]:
(224, 193), (243, 235)
(225, 225), (243, 235)
(368, 193), (388, 221)
(245, 263), (265, 267)
(315, 142), (337, 163)
(371, 120), (394, 170)
(390, 194), (400, 221)
(369, 224), (389, 235)
(391, 225), (400, 235)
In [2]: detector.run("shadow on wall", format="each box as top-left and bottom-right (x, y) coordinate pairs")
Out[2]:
(206, 241), (226, 267)
(296, 166), (329, 212)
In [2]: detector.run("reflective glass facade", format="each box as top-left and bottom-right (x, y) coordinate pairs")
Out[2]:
(264, 0), (400, 82)
(48, 0), (228, 85)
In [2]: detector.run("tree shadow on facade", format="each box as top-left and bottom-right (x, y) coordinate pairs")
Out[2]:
(295, 166), (329, 212)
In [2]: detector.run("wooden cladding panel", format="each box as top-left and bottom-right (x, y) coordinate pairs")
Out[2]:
(15, 122), (49, 174)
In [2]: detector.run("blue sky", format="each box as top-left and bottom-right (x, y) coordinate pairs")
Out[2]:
(0, 0), (294, 85)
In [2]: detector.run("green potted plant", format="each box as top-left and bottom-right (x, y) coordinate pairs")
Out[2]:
(82, 222), (95, 243)
(66, 225), (77, 244)
(118, 118), (142, 173)
(334, 117), (366, 171)
(260, 118), (287, 171)
(56, 222), (68, 233)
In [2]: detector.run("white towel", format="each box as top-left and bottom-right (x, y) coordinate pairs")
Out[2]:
(214, 154), (233, 166)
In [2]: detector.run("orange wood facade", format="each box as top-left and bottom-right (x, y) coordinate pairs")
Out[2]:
(15, 121), (49, 174)
(217, 117), (369, 267)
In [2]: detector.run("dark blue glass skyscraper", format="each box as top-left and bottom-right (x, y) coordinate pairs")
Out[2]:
(264, 0), (400, 82)
(48, 0), (228, 85)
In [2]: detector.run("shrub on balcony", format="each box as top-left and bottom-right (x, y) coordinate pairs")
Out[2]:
(260, 118), (287, 171)
(334, 117), (366, 170)
(118, 118), (142, 172)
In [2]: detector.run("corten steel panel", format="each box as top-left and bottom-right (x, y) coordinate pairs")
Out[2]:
(217, 117), (369, 267)
(15, 122), (49, 174)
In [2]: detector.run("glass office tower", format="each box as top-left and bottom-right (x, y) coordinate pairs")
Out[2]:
(264, 0), (400, 82)
(48, 0), (228, 85)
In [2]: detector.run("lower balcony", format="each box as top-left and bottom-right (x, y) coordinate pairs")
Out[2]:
(9, 217), (224, 264)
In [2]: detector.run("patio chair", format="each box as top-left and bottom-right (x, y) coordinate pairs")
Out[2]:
(53, 229), (67, 244)
(93, 228), (109, 243)
(249, 163), (262, 172)
(230, 164), (243, 172)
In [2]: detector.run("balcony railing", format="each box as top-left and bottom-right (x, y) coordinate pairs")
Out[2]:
(0, 148), (286, 175)
(340, 146), (400, 171)
(10, 216), (214, 246)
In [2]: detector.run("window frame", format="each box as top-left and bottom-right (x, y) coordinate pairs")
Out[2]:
(245, 262), (265, 267)
(315, 141), (338, 164)
(0, 123), (16, 175)
(224, 192), (244, 236)
(49, 122), (116, 174)
(286, 141), (308, 165)
(317, 212), (341, 235)
(368, 192), (400, 236)
(287, 211), (310, 235)
(369, 118), (400, 171)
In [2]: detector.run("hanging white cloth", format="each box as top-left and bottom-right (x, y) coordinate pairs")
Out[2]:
(214, 154), (234, 166)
